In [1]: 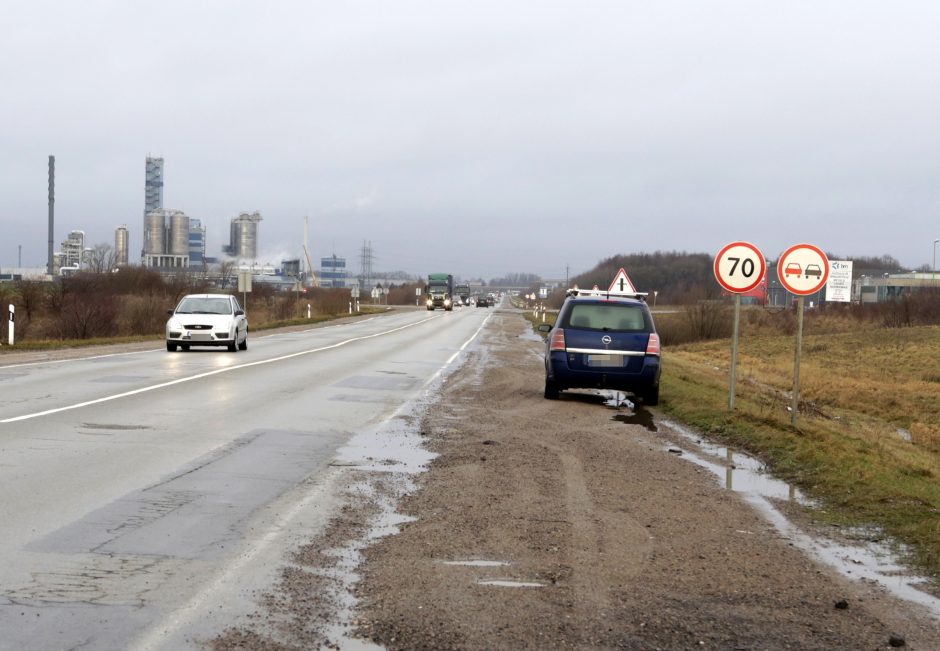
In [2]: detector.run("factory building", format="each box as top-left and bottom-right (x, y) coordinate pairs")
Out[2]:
(189, 219), (206, 268)
(320, 255), (347, 288)
(144, 156), (164, 216)
(58, 230), (86, 271)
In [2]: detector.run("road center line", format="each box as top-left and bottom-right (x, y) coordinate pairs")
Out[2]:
(1, 314), (442, 424)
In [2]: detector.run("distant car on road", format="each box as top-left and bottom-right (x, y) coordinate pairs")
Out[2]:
(804, 264), (822, 279)
(475, 295), (488, 308)
(166, 294), (248, 352)
(784, 263), (802, 278)
(539, 289), (660, 405)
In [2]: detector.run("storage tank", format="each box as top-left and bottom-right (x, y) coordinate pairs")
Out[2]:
(168, 211), (190, 255)
(230, 211), (262, 259)
(114, 225), (129, 266)
(144, 210), (166, 255)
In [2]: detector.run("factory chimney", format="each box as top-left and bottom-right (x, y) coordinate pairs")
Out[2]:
(47, 155), (55, 276)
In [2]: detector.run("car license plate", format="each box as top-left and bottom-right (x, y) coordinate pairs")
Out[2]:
(587, 354), (622, 367)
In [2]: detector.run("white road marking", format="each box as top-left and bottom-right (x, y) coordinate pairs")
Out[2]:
(0, 316), (386, 369)
(0, 348), (163, 369)
(423, 313), (492, 387)
(1, 315), (441, 424)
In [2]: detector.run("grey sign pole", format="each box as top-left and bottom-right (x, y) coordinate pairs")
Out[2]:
(791, 295), (805, 427)
(729, 294), (741, 411)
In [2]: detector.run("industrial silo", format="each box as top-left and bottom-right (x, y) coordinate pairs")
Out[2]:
(144, 210), (166, 255)
(229, 211), (262, 259)
(114, 225), (129, 266)
(168, 211), (190, 256)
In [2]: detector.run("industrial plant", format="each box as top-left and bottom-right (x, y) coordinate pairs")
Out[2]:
(4, 154), (314, 288)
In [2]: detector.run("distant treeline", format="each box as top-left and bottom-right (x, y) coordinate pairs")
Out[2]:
(558, 251), (913, 306)
(569, 251), (713, 303)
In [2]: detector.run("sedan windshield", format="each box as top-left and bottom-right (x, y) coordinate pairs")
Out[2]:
(566, 303), (649, 332)
(176, 297), (233, 315)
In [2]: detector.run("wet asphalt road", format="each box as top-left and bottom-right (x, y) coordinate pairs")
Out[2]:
(0, 307), (490, 650)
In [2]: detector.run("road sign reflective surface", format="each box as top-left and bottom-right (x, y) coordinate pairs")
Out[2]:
(777, 244), (830, 295)
(714, 241), (766, 293)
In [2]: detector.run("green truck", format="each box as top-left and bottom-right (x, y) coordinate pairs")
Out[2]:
(426, 273), (454, 311)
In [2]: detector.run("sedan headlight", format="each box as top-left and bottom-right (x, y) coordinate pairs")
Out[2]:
(426, 299), (433, 306)
(167, 319), (182, 331)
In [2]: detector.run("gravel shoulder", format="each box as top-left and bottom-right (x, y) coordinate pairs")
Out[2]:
(347, 310), (940, 650)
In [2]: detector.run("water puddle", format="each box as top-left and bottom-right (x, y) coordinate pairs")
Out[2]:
(519, 327), (544, 343)
(477, 579), (544, 588)
(606, 392), (658, 432)
(443, 560), (510, 568)
(659, 418), (940, 618)
(662, 420), (808, 504)
(612, 411), (657, 432)
(323, 330), (486, 648)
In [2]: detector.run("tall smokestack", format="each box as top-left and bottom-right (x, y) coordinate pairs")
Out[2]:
(47, 155), (55, 276)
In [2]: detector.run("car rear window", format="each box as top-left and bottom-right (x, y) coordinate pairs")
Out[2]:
(565, 303), (650, 332)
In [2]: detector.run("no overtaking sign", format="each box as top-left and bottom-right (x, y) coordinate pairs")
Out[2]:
(777, 243), (830, 296)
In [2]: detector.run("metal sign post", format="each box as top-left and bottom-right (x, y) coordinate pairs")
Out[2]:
(237, 272), (252, 315)
(729, 295), (741, 410)
(777, 243), (830, 428)
(791, 296), (805, 426)
(714, 242), (766, 411)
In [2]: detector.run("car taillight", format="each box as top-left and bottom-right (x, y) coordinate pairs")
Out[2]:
(646, 333), (661, 356)
(549, 328), (566, 351)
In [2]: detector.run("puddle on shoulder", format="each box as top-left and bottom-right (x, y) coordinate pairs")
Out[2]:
(605, 391), (658, 432)
(659, 418), (940, 619)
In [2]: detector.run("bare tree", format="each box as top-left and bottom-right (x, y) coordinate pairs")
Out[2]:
(86, 243), (116, 273)
(218, 260), (236, 289)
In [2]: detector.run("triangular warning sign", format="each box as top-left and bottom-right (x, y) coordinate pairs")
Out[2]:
(608, 268), (637, 294)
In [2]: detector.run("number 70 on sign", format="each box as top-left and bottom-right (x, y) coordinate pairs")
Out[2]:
(713, 242), (766, 293)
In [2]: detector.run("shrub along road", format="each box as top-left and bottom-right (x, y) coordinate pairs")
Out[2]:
(215, 309), (940, 650)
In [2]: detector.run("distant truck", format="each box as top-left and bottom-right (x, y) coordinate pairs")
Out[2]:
(426, 273), (454, 311)
(454, 283), (471, 306)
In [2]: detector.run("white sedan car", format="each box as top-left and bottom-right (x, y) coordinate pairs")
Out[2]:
(165, 294), (248, 352)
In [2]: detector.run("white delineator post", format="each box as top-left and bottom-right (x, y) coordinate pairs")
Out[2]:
(8, 304), (13, 345)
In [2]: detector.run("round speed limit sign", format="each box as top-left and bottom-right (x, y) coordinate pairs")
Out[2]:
(714, 241), (766, 293)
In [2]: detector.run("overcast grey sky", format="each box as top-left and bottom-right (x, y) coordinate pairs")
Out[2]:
(3, 0), (940, 280)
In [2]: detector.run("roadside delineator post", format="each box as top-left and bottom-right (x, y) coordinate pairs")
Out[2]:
(7, 304), (14, 346)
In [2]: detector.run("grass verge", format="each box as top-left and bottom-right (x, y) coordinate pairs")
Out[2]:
(661, 331), (940, 582)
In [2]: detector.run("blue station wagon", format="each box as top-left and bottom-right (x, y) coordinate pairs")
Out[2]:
(539, 290), (661, 404)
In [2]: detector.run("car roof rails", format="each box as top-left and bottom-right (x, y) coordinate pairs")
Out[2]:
(565, 287), (648, 301)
